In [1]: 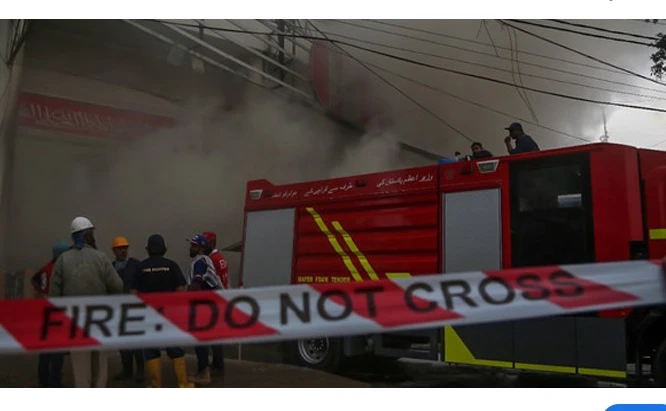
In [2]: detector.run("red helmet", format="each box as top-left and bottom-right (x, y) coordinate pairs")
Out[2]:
(203, 231), (216, 244)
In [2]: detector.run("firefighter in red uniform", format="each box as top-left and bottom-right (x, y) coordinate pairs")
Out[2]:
(31, 241), (71, 388)
(202, 231), (227, 376)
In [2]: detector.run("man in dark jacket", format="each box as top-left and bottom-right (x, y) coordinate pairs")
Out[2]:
(504, 122), (540, 154)
(470, 142), (494, 159)
(110, 236), (144, 383)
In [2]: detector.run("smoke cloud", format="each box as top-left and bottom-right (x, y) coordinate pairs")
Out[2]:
(6, 86), (409, 283)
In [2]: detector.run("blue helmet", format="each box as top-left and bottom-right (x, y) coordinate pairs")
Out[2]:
(187, 234), (209, 249)
(52, 241), (71, 260)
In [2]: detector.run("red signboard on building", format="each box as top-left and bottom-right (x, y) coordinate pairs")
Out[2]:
(310, 40), (388, 130)
(18, 92), (176, 141)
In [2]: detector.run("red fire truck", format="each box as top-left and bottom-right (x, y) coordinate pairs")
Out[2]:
(237, 142), (666, 386)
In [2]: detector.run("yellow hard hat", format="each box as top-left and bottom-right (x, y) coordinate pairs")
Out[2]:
(112, 236), (129, 249)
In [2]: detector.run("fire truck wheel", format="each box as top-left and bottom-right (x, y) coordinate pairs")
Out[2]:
(653, 338), (666, 387)
(288, 337), (342, 373)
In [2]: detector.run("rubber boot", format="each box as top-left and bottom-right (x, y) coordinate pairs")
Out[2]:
(172, 357), (195, 388)
(145, 358), (162, 388)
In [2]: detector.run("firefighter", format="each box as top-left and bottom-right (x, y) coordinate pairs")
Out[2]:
(110, 236), (144, 383)
(128, 234), (194, 388)
(203, 231), (228, 289)
(49, 216), (124, 388)
(31, 241), (71, 388)
(201, 231), (227, 375)
(185, 234), (223, 386)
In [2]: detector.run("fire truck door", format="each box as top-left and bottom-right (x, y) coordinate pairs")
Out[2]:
(441, 188), (514, 368)
(241, 208), (296, 288)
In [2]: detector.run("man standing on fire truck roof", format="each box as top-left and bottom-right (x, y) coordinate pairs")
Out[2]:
(128, 234), (194, 388)
(186, 234), (223, 386)
(504, 122), (540, 155)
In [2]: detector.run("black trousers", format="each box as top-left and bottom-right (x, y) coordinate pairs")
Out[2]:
(195, 344), (225, 372)
(38, 352), (64, 388)
(119, 349), (144, 375)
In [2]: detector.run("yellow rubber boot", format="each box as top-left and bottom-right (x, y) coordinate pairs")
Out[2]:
(172, 357), (195, 388)
(145, 358), (162, 388)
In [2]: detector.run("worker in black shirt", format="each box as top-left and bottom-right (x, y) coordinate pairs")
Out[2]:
(128, 234), (194, 388)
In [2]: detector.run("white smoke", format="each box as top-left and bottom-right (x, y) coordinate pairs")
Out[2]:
(6, 86), (414, 282)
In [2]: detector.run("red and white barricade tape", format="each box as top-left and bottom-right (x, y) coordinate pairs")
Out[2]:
(0, 260), (664, 354)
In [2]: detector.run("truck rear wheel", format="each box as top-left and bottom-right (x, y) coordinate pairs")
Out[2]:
(285, 336), (343, 373)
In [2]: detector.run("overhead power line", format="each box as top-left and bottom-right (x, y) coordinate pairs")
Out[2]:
(313, 25), (666, 99)
(313, 26), (666, 102)
(498, 20), (666, 88)
(364, 61), (591, 143)
(357, 19), (627, 76)
(149, 19), (666, 114)
(304, 20), (473, 144)
(123, 20), (313, 110)
(504, 19), (655, 47)
(300, 34), (589, 144)
(270, 21), (604, 144)
(346, 42), (666, 113)
(547, 19), (661, 41)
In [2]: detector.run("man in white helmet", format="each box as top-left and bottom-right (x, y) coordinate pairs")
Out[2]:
(49, 216), (123, 388)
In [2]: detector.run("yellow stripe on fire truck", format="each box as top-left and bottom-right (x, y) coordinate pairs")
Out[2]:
(331, 221), (380, 281)
(305, 207), (364, 282)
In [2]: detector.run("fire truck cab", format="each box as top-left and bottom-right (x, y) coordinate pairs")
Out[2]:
(238, 142), (666, 386)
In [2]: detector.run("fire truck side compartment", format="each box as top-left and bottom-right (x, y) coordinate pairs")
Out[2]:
(241, 208), (296, 288)
(442, 187), (515, 366)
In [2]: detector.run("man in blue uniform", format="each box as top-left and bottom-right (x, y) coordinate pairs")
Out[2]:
(185, 234), (223, 385)
(127, 234), (193, 388)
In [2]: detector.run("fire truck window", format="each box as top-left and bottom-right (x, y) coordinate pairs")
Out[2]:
(516, 164), (583, 212)
(510, 154), (595, 268)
